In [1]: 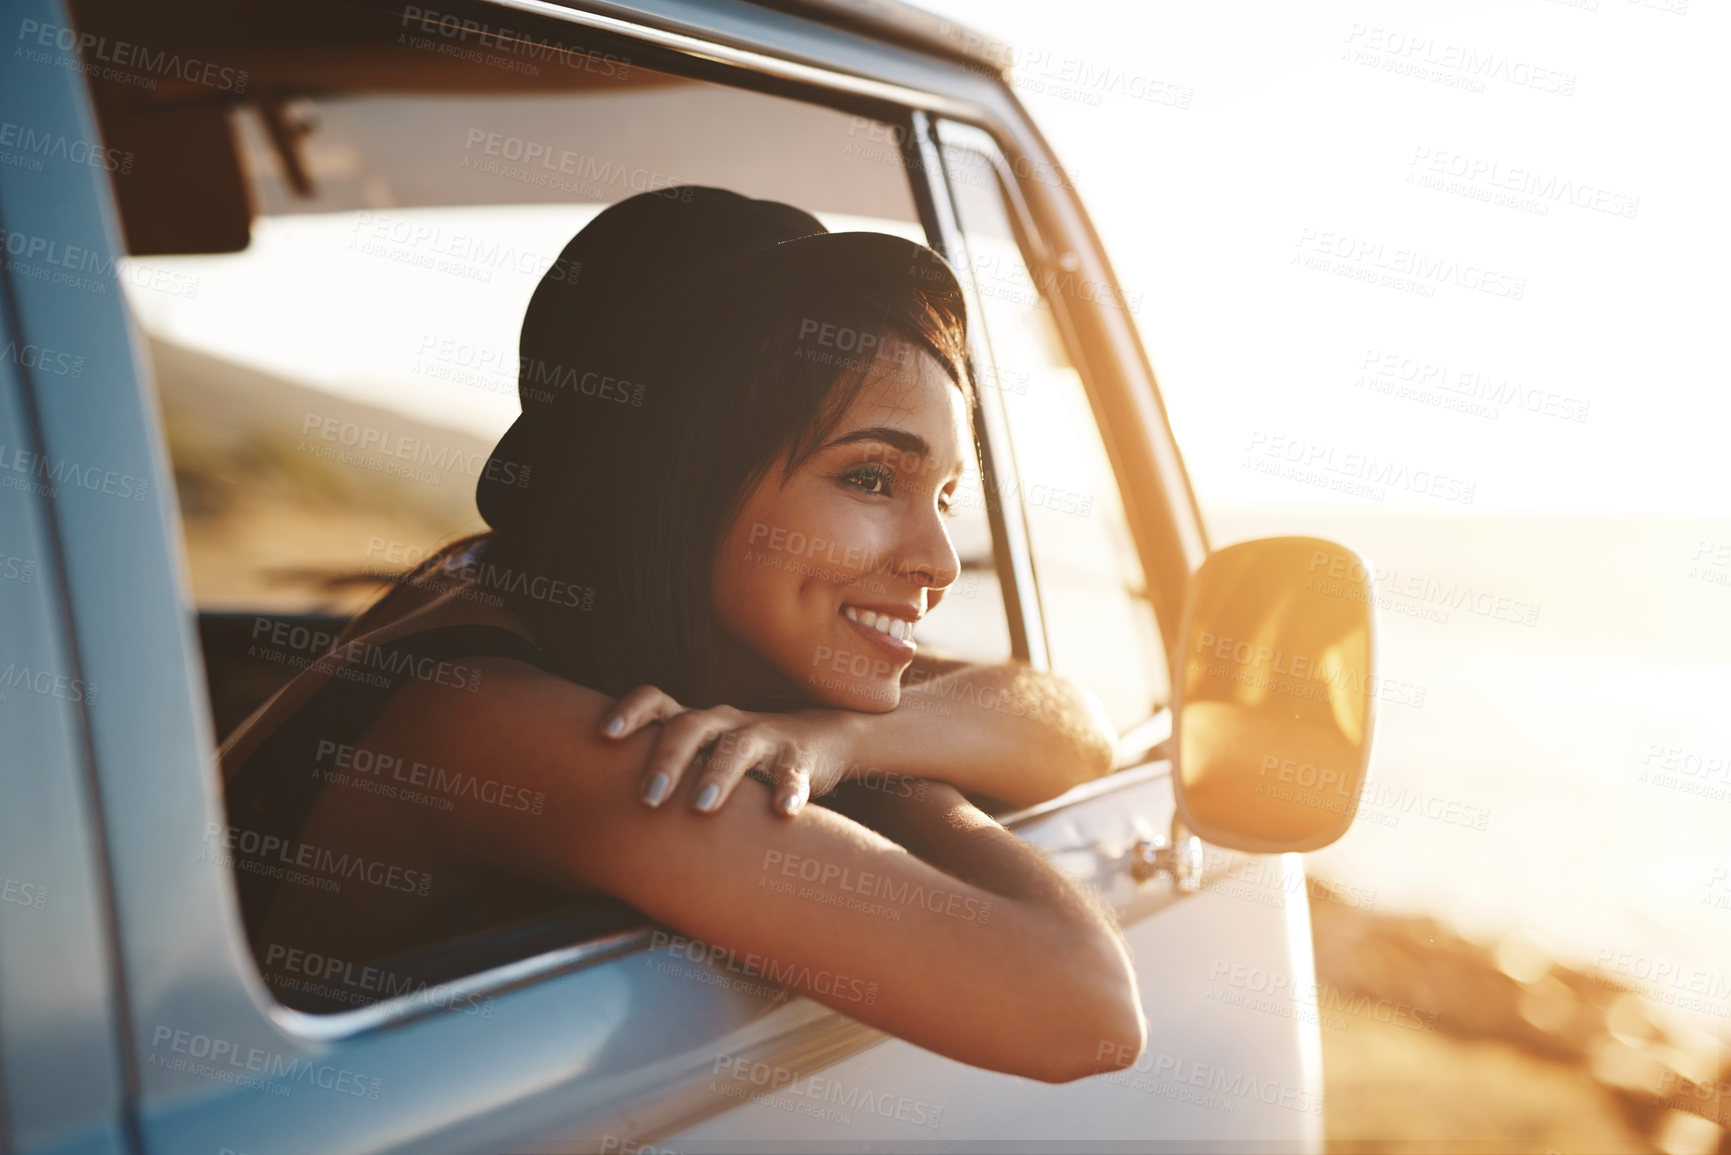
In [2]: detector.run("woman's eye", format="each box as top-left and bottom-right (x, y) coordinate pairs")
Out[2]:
(842, 465), (895, 497)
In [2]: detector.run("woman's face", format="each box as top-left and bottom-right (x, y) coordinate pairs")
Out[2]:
(711, 338), (967, 712)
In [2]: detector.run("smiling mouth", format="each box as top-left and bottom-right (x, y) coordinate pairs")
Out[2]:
(842, 604), (916, 641)
(841, 604), (918, 656)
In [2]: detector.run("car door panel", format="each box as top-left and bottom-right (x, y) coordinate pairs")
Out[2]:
(137, 962), (847, 1155)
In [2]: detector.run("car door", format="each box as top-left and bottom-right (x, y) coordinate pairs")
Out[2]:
(2, 0), (1322, 1151)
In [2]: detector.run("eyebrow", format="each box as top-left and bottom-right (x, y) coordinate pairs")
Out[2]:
(822, 425), (966, 483)
(824, 426), (930, 458)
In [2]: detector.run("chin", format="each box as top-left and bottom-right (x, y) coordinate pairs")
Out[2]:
(798, 620), (914, 712)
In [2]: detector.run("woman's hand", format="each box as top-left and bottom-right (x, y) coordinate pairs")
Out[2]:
(598, 685), (856, 817)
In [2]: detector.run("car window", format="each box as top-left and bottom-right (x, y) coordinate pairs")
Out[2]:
(938, 130), (1170, 732)
(80, 0), (1017, 1007)
(115, 47), (1013, 683)
(132, 96), (925, 616)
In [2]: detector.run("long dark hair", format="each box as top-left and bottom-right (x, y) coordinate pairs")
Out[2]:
(378, 242), (973, 708)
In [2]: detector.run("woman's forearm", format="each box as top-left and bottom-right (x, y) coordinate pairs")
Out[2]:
(821, 780), (1111, 915)
(810, 663), (1118, 809)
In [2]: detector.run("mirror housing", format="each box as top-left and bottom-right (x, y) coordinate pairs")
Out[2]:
(1170, 536), (1379, 854)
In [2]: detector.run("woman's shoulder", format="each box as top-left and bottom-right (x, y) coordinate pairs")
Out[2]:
(344, 535), (536, 645)
(217, 574), (549, 778)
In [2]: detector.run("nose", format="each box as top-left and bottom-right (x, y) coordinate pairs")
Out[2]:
(899, 498), (961, 592)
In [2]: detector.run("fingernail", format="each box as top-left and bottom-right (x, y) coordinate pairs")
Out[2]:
(695, 783), (721, 812)
(642, 772), (670, 807)
(604, 716), (624, 737)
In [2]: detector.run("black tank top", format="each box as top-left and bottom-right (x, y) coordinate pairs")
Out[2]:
(222, 623), (556, 957)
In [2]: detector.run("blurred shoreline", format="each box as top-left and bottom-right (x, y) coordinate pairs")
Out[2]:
(1215, 498), (1731, 1151)
(1310, 880), (1727, 1154)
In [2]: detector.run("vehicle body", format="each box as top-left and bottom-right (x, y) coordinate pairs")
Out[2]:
(0, 0), (1334, 1151)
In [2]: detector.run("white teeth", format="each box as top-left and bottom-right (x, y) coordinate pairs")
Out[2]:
(842, 605), (915, 643)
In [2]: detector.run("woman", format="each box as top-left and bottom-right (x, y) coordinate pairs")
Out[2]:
(220, 186), (1144, 1083)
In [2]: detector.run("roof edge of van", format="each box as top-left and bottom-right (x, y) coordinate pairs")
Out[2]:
(742, 0), (1012, 76)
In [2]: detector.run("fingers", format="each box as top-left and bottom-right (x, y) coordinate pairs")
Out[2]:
(737, 761), (803, 817)
(698, 726), (808, 817)
(773, 763), (811, 817)
(614, 692), (812, 818)
(599, 684), (685, 741)
(640, 709), (740, 810)
(803, 759), (846, 802)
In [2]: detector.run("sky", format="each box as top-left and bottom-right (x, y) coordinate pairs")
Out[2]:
(127, 0), (1729, 515)
(911, 0), (1729, 514)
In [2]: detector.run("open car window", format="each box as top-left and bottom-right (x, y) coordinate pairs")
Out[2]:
(86, 0), (1020, 1009)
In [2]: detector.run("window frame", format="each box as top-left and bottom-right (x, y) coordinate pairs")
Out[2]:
(243, 36), (1036, 1028)
(161, 20), (1042, 1027)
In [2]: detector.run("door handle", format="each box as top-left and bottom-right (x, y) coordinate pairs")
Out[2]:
(1130, 820), (1202, 892)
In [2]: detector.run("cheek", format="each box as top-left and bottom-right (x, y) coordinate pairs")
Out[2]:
(711, 492), (846, 653)
(730, 484), (887, 588)
(797, 498), (899, 584)
(712, 523), (799, 639)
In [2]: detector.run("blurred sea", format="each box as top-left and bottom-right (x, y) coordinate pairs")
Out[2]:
(1208, 506), (1731, 1043)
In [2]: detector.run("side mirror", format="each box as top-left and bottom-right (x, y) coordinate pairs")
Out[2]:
(1170, 536), (1379, 854)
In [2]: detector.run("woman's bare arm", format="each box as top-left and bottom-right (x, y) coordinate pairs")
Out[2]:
(844, 659), (1118, 807)
(600, 661), (1118, 815)
(381, 662), (1146, 1083)
(818, 778), (1115, 920)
